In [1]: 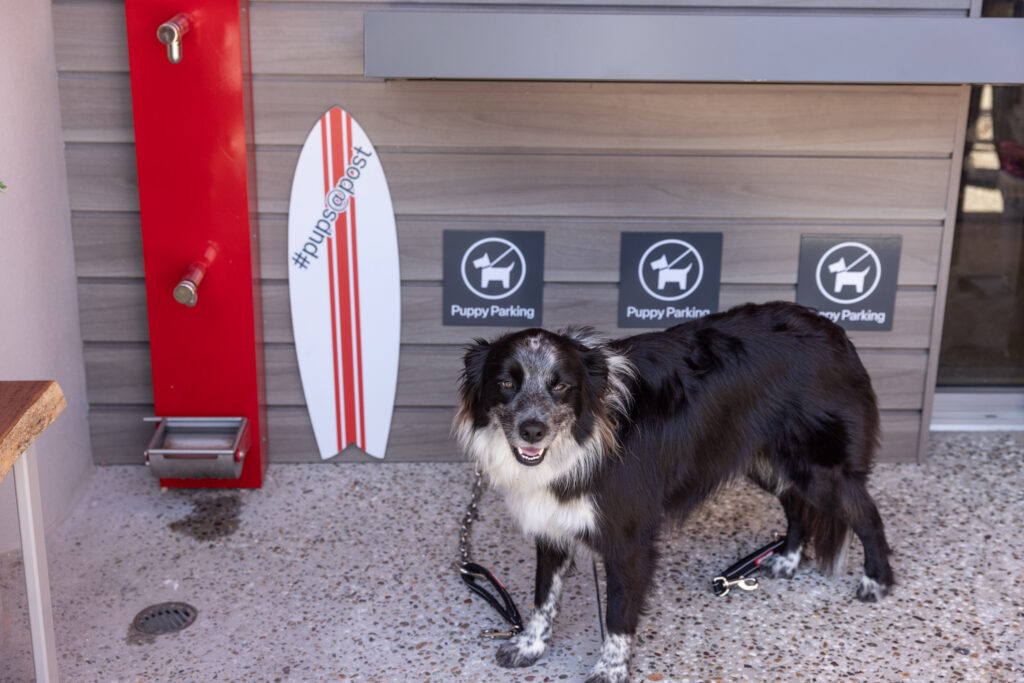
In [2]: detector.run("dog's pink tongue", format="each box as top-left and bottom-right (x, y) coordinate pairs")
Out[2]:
(520, 447), (542, 457)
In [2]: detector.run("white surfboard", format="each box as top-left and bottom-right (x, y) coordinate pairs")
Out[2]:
(288, 107), (400, 459)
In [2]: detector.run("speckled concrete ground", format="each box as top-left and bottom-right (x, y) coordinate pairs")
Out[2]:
(1, 432), (1022, 682)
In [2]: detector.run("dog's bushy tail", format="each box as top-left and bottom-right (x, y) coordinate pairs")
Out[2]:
(797, 497), (851, 576)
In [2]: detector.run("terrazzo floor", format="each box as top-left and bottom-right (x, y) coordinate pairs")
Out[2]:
(1, 432), (1022, 682)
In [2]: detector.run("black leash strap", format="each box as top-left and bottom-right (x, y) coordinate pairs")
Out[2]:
(456, 466), (524, 639)
(712, 535), (787, 597)
(458, 562), (524, 638)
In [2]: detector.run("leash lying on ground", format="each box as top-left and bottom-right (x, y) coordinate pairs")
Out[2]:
(712, 535), (787, 597)
(455, 465), (524, 639)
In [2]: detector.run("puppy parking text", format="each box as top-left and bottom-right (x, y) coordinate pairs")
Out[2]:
(819, 308), (887, 326)
(449, 304), (536, 322)
(625, 305), (711, 322)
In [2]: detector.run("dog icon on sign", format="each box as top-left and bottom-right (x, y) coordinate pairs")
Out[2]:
(460, 237), (527, 300)
(815, 242), (882, 305)
(827, 255), (871, 294)
(649, 250), (695, 292)
(638, 239), (704, 302)
(472, 249), (516, 290)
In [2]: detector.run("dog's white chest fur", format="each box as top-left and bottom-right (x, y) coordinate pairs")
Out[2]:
(454, 419), (602, 546)
(501, 487), (596, 545)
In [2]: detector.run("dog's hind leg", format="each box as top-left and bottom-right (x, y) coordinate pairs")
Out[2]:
(836, 477), (894, 602)
(747, 463), (806, 579)
(791, 469), (894, 601)
(767, 490), (807, 579)
(496, 540), (573, 668)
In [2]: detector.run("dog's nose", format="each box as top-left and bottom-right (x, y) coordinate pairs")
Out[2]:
(519, 420), (547, 443)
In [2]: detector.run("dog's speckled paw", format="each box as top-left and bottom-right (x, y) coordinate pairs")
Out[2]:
(767, 545), (802, 579)
(495, 637), (545, 668)
(584, 633), (631, 683)
(855, 575), (891, 602)
(583, 669), (629, 683)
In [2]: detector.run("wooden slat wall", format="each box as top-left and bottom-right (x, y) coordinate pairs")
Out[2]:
(55, 0), (967, 464)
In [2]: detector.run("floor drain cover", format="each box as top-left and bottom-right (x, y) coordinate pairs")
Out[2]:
(132, 602), (198, 635)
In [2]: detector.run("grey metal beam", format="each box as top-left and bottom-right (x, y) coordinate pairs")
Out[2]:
(365, 14), (1024, 84)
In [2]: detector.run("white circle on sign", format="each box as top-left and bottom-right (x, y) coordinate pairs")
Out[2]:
(814, 241), (882, 305)
(460, 237), (527, 300)
(638, 239), (704, 302)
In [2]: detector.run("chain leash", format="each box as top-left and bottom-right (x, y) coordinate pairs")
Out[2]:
(457, 464), (485, 567)
(456, 463), (523, 639)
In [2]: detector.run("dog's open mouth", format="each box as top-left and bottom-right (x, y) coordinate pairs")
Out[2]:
(513, 445), (547, 466)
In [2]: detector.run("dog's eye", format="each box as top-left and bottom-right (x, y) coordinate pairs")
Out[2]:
(552, 382), (569, 393)
(500, 380), (514, 390)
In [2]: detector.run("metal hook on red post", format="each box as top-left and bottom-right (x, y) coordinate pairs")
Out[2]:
(173, 241), (220, 307)
(157, 13), (192, 64)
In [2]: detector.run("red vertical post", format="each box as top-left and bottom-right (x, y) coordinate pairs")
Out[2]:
(124, 0), (266, 487)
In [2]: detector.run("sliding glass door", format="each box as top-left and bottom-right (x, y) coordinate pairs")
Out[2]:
(938, 79), (1024, 387)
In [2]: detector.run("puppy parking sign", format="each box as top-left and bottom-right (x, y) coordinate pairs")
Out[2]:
(443, 230), (544, 326)
(796, 235), (901, 331)
(618, 232), (722, 327)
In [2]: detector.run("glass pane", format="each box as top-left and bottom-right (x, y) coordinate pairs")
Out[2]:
(938, 80), (1024, 386)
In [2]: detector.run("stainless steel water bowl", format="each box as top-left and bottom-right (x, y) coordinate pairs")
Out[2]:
(144, 417), (249, 480)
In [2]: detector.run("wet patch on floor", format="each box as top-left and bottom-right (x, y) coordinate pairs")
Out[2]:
(169, 494), (241, 541)
(125, 625), (157, 646)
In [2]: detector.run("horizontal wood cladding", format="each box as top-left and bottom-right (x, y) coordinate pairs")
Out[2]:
(59, 75), (134, 144)
(60, 77), (962, 156)
(253, 81), (960, 155)
(52, 2), (128, 73)
(78, 280), (935, 349)
(263, 150), (952, 220)
(66, 144), (951, 221)
(249, 81), (950, 156)
(50, 2), (969, 78)
(88, 405), (922, 465)
(74, 213), (943, 285)
(84, 343), (927, 410)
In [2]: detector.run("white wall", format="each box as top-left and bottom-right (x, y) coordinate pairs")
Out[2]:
(0, 0), (94, 552)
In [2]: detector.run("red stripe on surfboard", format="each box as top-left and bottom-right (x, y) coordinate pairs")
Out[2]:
(346, 112), (367, 450)
(341, 111), (361, 450)
(326, 236), (342, 452)
(322, 114), (343, 453)
(331, 107), (358, 451)
(330, 109), (349, 449)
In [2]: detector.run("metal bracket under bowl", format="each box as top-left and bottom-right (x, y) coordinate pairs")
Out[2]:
(144, 417), (249, 480)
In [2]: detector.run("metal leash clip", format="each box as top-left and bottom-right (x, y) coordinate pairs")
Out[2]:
(712, 575), (760, 597)
(711, 535), (787, 597)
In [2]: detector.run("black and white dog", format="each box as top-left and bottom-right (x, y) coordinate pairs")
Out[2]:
(454, 301), (893, 683)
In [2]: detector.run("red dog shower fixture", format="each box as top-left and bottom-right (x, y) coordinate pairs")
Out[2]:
(125, 0), (267, 487)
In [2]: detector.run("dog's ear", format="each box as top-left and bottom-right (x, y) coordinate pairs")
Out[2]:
(573, 344), (610, 444)
(459, 339), (491, 421)
(580, 346), (609, 395)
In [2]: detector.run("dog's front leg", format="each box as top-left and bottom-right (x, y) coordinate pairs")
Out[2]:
(495, 539), (572, 668)
(586, 540), (658, 683)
